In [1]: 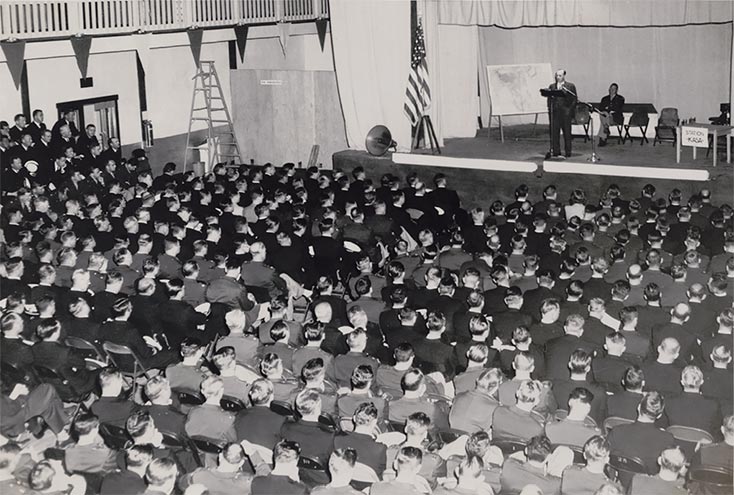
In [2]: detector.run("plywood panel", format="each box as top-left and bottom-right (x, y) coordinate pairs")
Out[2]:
(230, 69), (347, 168)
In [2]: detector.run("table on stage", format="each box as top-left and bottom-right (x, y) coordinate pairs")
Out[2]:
(676, 123), (733, 167)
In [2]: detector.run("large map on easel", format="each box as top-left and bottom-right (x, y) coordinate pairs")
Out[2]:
(486, 63), (552, 116)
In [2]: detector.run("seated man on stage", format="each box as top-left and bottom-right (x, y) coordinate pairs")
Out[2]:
(598, 83), (625, 146)
(548, 69), (578, 158)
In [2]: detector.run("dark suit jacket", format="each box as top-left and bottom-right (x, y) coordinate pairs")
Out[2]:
(549, 81), (578, 113)
(666, 391), (722, 438)
(544, 334), (599, 380)
(608, 421), (676, 474)
(552, 377), (608, 425)
(234, 405), (285, 450)
(156, 300), (206, 349)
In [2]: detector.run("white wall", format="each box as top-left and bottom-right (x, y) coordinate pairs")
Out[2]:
(1, 22), (334, 151)
(26, 50), (142, 144)
(145, 40), (231, 141)
(0, 65), (23, 119)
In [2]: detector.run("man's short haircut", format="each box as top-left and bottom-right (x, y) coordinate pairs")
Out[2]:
(475, 368), (503, 393)
(525, 435), (552, 463)
(405, 412), (431, 436)
(640, 391), (666, 419)
(514, 352), (535, 372)
(248, 378), (274, 405)
(269, 320), (290, 342)
(395, 446), (423, 470)
(295, 388), (321, 415)
(659, 447), (686, 473)
(126, 410), (154, 438)
(303, 322), (325, 341)
(73, 412), (100, 437)
(36, 319), (61, 340)
(568, 348), (592, 373)
(200, 375), (225, 398)
(29, 461), (56, 491)
(125, 444), (154, 469)
(467, 343), (489, 364)
(351, 365), (374, 389)
(145, 458), (178, 487)
(401, 368), (424, 392)
(569, 387), (594, 407)
(273, 440), (301, 464)
(353, 401), (379, 426)
(680, 365), (704, 389)
(622, 365), (645, 391)
(516, 380), (542, 404)
(221, 443), (246, 465)
(583, 435), (610, 463)
(394, 343), (415, 362)
(301, 357), (325, 382)
(564, 314), (585, 331)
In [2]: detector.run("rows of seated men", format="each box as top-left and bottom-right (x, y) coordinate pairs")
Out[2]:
(0, 133), (733, 494)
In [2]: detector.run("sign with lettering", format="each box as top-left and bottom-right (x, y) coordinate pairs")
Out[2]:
(260, 79), (283, 86)
(681, 126), (708, 148)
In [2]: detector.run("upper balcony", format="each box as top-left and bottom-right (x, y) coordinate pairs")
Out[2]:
(0, 0), (329, 41)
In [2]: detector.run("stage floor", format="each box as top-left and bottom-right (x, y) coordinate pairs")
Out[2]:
(417, 125), (728, 169)
(332, 125), (734, 208)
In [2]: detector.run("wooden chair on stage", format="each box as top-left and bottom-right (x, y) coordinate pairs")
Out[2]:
(654, 107), (679, 146)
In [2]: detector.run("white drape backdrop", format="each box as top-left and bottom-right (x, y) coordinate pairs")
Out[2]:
(438, 0), (734, 27)
(329, 0), (412, 151)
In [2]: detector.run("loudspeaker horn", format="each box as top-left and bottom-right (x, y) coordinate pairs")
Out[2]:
(365, 125), (396, 156)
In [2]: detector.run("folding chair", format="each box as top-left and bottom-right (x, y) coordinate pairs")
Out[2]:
(687, 465), (734, 494)
(270, 400), (296, 418)
(65, 336), (107, 369)
(318, 412), (339, 433)
(99, 423), (131, 450)
(31, 364), (83, 402)
(666, 425), (714, 457)
(624, 111), (650, 145)
(298, 456), (325, 471)
(603, 416), (634, 435)
(572, 103), (591, 143)
(554, 443), (585, 464)
(609, 453), (647, 490)
(173, 388), (204, 407)
(2, 360), (37, 387)
(220, 395), (246, 412)
(101, 342), (150, 381)
(653, 107), (679, 146)
(493, 440), (527, 457)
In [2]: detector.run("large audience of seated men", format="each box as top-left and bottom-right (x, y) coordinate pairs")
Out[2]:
(0, 114), (733, 494)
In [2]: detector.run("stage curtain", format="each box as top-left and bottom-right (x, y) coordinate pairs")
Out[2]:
(330, 0), (411, 151)
(437, 25), (479, 138)
(419, 0), (444, 147)
(439, 0), (733, 27)
(470, 23), (731, 133)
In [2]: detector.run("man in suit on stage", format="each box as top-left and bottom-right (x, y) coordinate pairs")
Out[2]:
(548, 69), (577, 158)
(598, 83), (625, 146)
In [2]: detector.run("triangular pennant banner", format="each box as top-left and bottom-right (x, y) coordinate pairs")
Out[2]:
(70, 35), (92, 79)
(234, 25), (248, 62)
(315, 19), (328, 52)
(187, 29), (203, 67)
(277, 22), (291, 56)
(133, 32), (153, 74)
(0, 39), (26, 89)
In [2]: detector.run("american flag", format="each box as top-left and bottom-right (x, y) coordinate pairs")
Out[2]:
(404, 20), (431, 127)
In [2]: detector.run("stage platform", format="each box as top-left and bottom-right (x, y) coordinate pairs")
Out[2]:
(332, 125), (733, 209)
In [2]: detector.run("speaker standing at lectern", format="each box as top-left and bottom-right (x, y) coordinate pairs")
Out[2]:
(548, 69), (577, 158)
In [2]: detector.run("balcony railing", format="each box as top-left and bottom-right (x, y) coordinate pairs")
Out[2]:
(0, 0), (328, 40)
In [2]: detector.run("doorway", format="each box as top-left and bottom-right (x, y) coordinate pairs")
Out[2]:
(57, 95), (120, 149)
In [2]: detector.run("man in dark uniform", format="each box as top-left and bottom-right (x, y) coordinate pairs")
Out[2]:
(547, 69), (577, 158)
(51, 110), (80, 140)
(27, 109), (47, 144)
(598, 83), (625, 146)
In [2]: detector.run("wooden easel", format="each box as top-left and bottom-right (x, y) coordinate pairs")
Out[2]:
(411, 115), (441, 154)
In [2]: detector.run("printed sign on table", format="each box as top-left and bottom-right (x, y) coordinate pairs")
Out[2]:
(681, 126), (708, 148)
